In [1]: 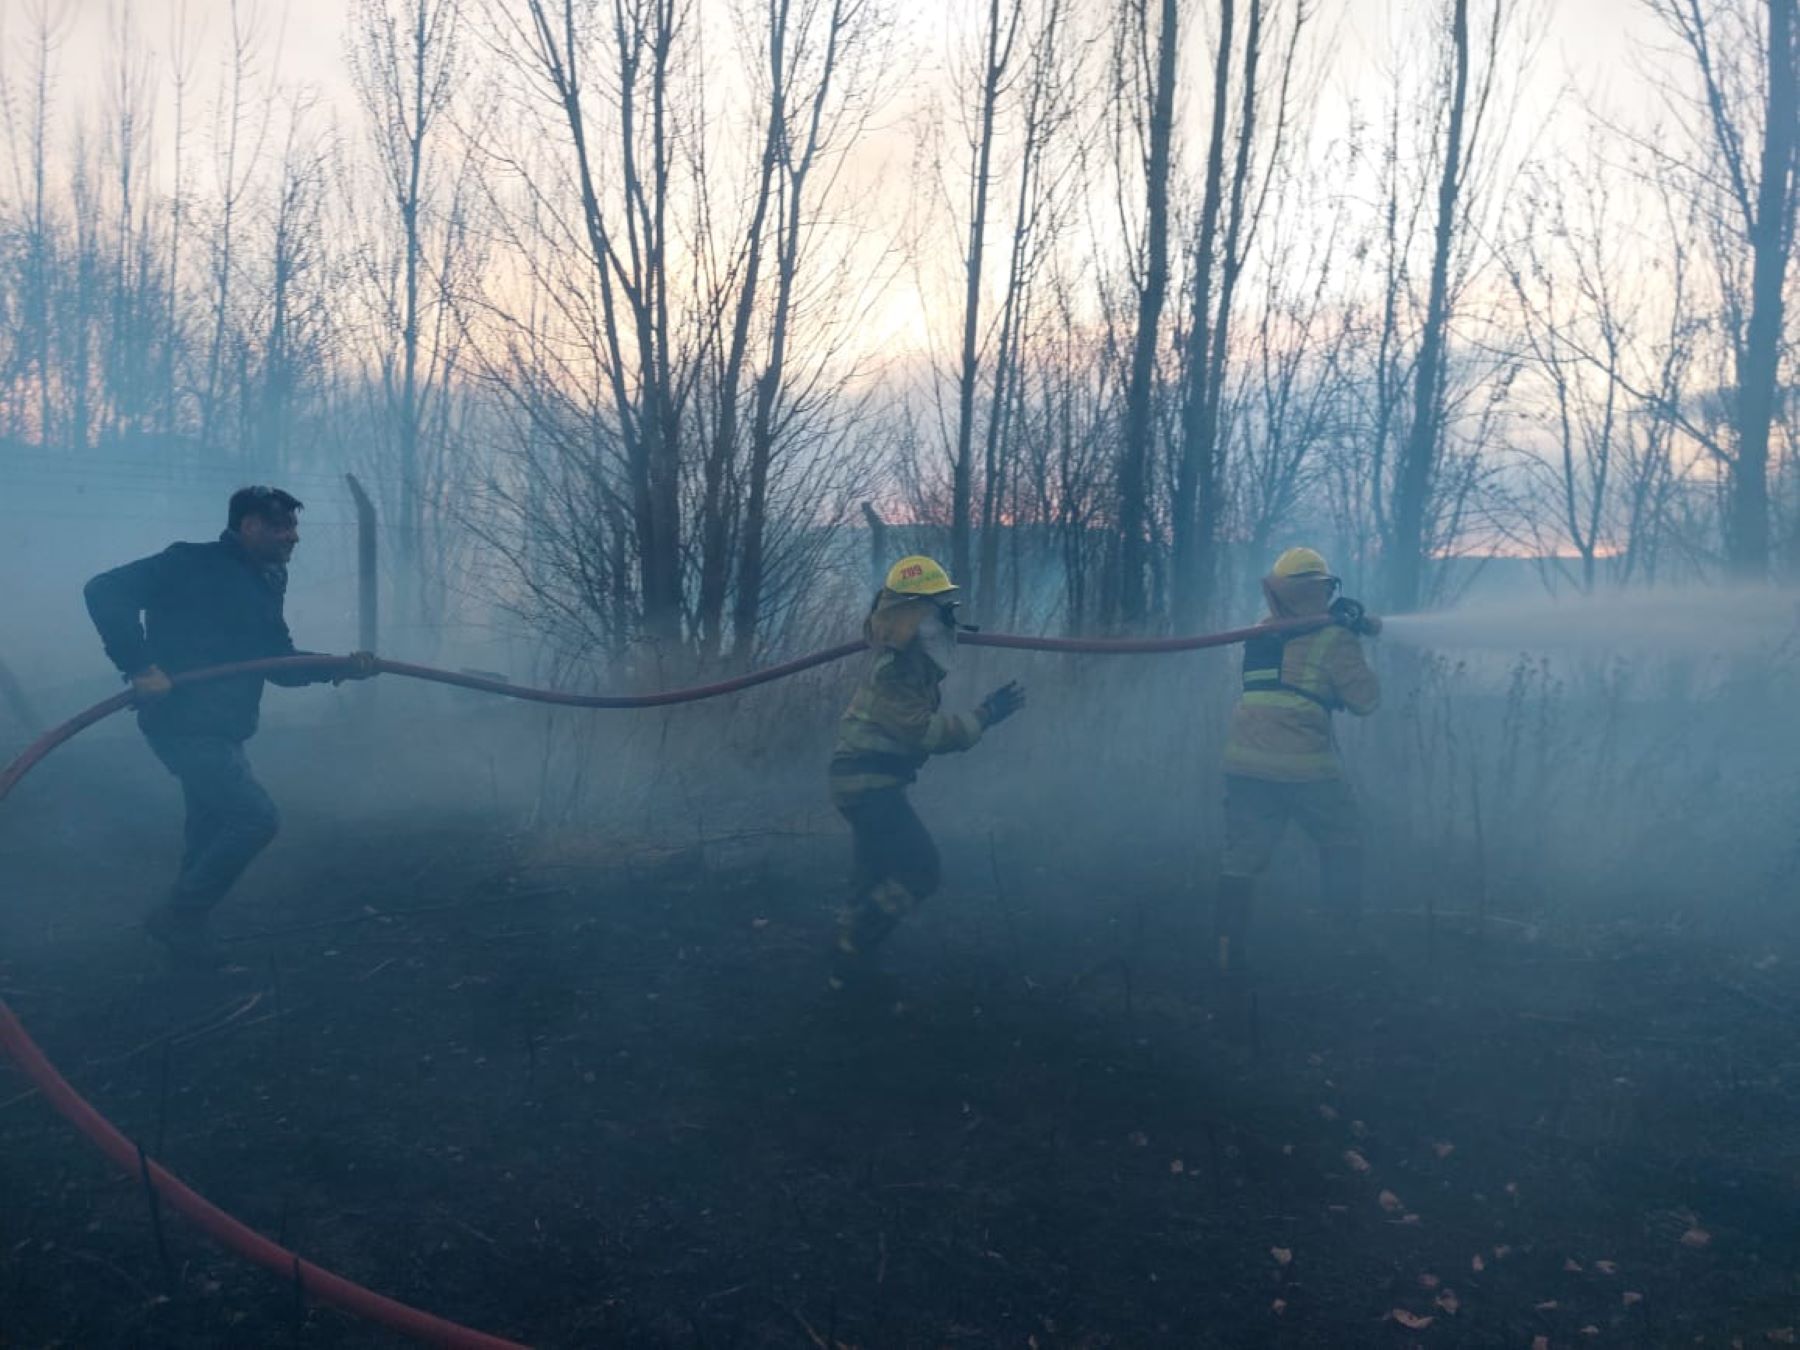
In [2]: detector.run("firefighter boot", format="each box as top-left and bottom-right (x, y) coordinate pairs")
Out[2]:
(828, 879), (913, 994)
(1213, 874), (1255, 977)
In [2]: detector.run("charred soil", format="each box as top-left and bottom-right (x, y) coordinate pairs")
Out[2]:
(2, 738), (1798, 1348)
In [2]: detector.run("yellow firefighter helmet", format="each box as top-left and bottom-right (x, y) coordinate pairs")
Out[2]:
(884, 555), (958, 597)
(1271, 547), (1337, 581)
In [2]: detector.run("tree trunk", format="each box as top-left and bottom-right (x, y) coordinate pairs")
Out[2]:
(731, 0), (850, 662)
(953, 0), (1014, 590)
(398, 27), (426, 627)
(1172, 0), (1237, 631)
(1387, 0), (1471, 614)
(1728, 0), (1796, 578)
(698, 2), (785, 660)
(1112, 0), (1179, 629)
(978, 0), (1060, 623)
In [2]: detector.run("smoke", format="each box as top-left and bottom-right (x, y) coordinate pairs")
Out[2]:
(1380, 586), (1800, 656)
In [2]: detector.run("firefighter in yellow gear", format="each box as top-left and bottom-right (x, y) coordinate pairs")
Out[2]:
(1216, 547), (1382, 974)
(827, 556), (1025, 989)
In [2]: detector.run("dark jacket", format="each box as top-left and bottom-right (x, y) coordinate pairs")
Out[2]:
(84, 532), (325, 741)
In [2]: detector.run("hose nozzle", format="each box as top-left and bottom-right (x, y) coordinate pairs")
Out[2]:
(1330, 597), (1382, 637)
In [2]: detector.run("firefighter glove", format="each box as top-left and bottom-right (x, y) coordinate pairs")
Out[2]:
(977, 680), (1026, 728)
(1330, 597), (1381, 637)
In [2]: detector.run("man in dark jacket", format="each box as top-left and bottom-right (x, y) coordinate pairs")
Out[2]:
(84, 487), (376, 966)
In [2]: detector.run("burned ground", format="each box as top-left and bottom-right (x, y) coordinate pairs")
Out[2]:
(2, 704), (1799, 1349)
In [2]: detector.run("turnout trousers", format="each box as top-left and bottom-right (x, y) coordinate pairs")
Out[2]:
(1215, 774), (1363, 971)
(833, 786), (942, 973)
(145, 732), (280, 919)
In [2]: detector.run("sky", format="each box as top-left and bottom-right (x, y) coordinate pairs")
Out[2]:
(22, 0), (1691, 364)
(43, 0), (1671, 177)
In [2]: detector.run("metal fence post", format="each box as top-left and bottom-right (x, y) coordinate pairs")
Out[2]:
(344, 475), (379, 714)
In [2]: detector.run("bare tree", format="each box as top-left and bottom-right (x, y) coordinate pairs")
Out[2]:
(1107, 0), (1179, 629)
(1171, 0), (1309, 627)
(947, 0), (1025, 592)
(349, 0), (465, 622)
(1229, 155), (1359, 579)
(251, 93), (332, 471)
(161, 4), (200, 444)
(469, 0), (886, 668)
(691, 0), (790, 660)
(1499, 149), (1703, 592)
(731, 0), (884, 662)
(509, 0), (695, 648)
(1031, 253), (1118, 630)
(0, 2), (67, 444)
(66, 121), (103, 451)
(972, 0), (1081, 625)
(1643, 0), (1797, 578)
(1381, 0), (1518, 611)
(1387, 0), (1474, 610)
(101, 1), (159, 446)
(198, 0), (276, 458)
(21, 0), (1781, 682)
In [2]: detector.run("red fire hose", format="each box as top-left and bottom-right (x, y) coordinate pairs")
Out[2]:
(0, 614), (1324, 1346)
(0, 1000), (528, 1349)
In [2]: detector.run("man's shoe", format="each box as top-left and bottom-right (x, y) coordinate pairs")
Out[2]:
(144, 906), (229, 970)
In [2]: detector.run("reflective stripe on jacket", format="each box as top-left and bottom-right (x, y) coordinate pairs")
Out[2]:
(829, 591), (984, 801)
(1224, 622), (1379, 781)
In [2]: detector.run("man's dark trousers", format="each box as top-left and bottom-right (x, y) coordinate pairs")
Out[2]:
(145, 732), (279, 917)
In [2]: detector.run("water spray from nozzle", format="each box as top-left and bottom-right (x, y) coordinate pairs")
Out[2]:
(1375, 587), (1800, 654)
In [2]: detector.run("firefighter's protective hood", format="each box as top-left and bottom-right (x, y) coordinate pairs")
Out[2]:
(1262, 568), (1339, 621)
(866, 588), (956, 657)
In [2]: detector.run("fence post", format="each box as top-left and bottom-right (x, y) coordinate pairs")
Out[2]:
(861, 502), (887, 595)
(344, 476), (379, 715)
